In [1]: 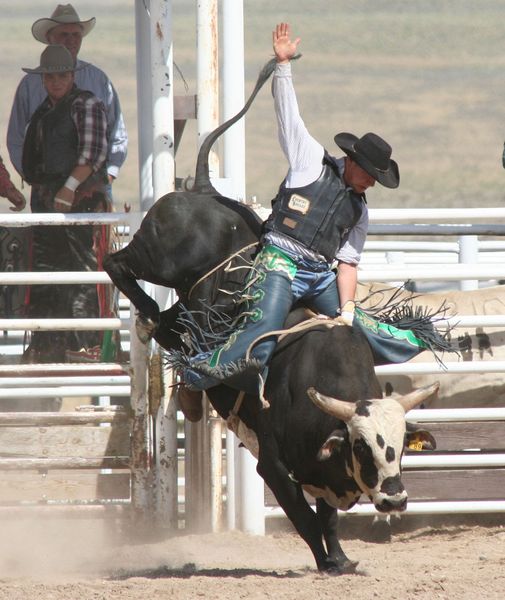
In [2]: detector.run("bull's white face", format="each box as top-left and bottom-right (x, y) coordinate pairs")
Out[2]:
(346, 398), (408, 512)
(308, 383), (439, 514)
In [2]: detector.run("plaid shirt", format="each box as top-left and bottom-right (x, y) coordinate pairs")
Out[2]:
(71, 90), (108, 173)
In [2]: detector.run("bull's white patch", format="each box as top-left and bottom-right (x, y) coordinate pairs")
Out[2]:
(288, 193), (310, 214)
(302, 484), (360, 511)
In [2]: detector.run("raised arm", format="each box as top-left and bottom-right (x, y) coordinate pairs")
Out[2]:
(272, 23), (324, 185)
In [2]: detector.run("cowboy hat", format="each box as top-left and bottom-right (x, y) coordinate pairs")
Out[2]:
(22, 45), (83, 74)
(334, 131), (400, 189)
(32, 4), (96, 44)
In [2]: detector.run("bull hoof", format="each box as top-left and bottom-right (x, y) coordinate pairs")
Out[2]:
(178, 386), (204, 422)
(135, 314), (159, 343)
(320, 558), (359, 575)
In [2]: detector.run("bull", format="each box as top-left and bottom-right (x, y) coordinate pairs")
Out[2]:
(205, 310), (437, 573)
(103, 59), (438, 573)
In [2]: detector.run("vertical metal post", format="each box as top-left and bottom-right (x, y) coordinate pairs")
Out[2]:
(197, 0), (219, 177)
(129, 323), (153, 530)
(185, 0), (222, 534)
(131, 0), (154, 527)
(209, 413), (223, 531)
(154, 365), (179, 530)
(185, 401), (211, 532)
(150, 0), (175, 200)
(459, 235), (479, 291)
(222, 0), (245, 202)
(226, 429), (236, 530)
(135, 0), (154, 213)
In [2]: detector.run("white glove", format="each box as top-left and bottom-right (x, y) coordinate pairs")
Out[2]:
(339, 300), (355, 326)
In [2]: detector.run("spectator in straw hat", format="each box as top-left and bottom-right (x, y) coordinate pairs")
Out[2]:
(0, 154), (25, 211)
(7, 3), (127, 197)
(20, 45), (110, 363)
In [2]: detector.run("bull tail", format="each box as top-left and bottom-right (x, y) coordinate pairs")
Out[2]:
(193, 57), (279, 194)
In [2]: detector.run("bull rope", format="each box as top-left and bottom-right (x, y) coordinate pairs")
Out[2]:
(244, 312), (343, 361)
(187, 242), (258, 301)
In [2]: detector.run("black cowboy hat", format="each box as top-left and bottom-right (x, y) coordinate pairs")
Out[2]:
(334, 132), (400, 189)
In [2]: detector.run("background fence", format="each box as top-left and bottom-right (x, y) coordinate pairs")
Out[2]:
(1, 207), (505, 532)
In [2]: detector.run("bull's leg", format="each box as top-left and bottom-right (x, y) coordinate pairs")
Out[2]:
(103, 250), (160, 342)
(315, 498), (358, 573)
(152, 303), (185, 351)
(256, 423), (346, 573)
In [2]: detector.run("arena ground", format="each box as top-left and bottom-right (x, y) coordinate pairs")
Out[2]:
(0, 517), (503, 599)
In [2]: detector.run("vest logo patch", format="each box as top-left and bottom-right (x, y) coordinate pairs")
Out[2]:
(288, 193), (310, 214)
(282, 217), (297, 229)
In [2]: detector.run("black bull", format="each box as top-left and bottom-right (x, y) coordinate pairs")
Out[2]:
(103, 58), (438, 573)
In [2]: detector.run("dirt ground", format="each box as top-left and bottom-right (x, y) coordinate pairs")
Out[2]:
(0, 518), (503, 600)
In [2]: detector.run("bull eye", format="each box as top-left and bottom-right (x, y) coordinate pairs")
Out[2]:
(385, 446), (395, 463)
(353, 438), (378, 489)
(376, 434), (385, 448)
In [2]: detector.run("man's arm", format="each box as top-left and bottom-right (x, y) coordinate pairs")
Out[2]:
(75, 63), (128, 181)
(336, 261), (358, 309)
(0, 156), (26, 211)
(104, 80), (128, 181)
(272, 23), (323, 186)
(54, 95), (108, 213)
(7, 78), (32, 177)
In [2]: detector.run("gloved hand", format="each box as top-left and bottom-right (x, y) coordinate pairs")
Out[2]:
(339, 300), (355, 326)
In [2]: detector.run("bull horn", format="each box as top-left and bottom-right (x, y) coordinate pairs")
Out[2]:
(395, 382), (440, 413)
(307, 387), (355, 422)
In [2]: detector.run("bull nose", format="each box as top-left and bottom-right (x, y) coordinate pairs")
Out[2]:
(376, 496), (408, 513)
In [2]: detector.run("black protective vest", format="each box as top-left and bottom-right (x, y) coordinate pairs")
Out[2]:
(22, 88), (93, 185)
(264, 154), (365, 262)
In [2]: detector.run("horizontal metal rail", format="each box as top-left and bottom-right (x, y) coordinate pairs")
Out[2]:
(0, 212), (131, 227)
(2, 264), (505, 285)
(0, 364), (128, 376)
(368, 224), (505, 236)
(0, 272), (111, 284)
(406, 407), (505, 422)
(266, 500), (505, 518)
(0, 318), (129, 330)
(402, 453), (505, 469)
(0, 386), (131, 399)
(0, 376), (130, 387)
(375, 361), (505, 375)
(358, 263), (505, 281)
(368, 207), (505, 223)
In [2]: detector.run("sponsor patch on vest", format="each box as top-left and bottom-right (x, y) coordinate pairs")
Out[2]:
(287, 193), (310, 214)
(282, 217), (298, 229)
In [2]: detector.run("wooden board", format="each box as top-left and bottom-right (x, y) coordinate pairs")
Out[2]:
(0, 423), (130, 459)
(401, 468), (505, 502)
(0, 470), (130, 502)
(416, 421), (504, 452)
(264, 469), (505, 505)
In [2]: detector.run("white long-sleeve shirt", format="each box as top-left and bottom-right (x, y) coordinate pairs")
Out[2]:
(265, 62), (368, 265)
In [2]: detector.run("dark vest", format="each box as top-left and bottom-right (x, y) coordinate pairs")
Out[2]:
(22, 87), (93, 185)
(264, 153), (365, 262)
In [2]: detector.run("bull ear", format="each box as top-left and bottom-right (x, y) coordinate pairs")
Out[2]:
(395, 382), (440, 413)
(405, 428), (437, 451)
(318, 429), (347, 461)
(307, 387), (355, 422)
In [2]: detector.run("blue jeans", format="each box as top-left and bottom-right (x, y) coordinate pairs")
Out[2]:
(184, 245), (337, 391)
